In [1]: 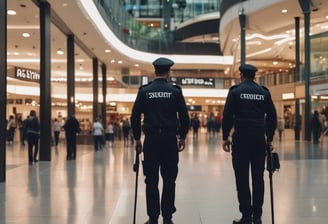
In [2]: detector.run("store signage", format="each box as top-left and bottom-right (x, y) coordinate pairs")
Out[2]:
(187, 105), (202, 111)
(106, 104), (117, 111)
(282, 93), (295, 100)
(14, 67), (40, 83)
(171, 77), (215, 87)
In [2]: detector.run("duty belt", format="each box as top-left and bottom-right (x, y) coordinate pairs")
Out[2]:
(142, 126), (176, 135)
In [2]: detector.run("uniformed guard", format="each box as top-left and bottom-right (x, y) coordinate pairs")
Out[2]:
(222, 64), (277, 224)
(130, 57), (190, 224)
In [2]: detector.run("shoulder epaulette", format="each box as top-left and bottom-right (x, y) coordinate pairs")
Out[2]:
(229, 85), (238, 90)
(261, 85), (269, 91)
(139, 82), (152, 90)
(173, 84), (182, 90)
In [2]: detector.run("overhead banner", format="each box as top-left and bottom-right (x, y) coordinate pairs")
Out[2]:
(171, 77), (215, 88)
(14, 67), (40, 83)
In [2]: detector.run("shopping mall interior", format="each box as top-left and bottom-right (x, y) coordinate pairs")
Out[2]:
(1, 0), (328, 223)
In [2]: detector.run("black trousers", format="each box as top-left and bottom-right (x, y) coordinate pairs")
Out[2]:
(66, 134), (77, 159)
(54, 131), (60, 146)
(142, 132), (179, 220)
(232, 134), (266, 218)
(27, 133), (39, 162)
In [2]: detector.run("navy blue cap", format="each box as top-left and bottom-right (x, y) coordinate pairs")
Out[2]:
(239, 64), (258, 77)
(152, 57), (174, 74)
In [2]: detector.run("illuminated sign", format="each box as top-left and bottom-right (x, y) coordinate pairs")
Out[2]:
(282, 93), (295, 100)
(171, 77), (215, 87)
(14, 67), (40, 83)
(187, 105), (202, 111)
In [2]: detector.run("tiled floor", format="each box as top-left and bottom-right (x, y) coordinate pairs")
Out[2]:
(1, 129), (328, 224)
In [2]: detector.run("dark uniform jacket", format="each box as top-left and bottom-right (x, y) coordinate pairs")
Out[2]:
(131, 78), (190, 140)
(222, 79), (277, 142)
(63, 116), (80, 137)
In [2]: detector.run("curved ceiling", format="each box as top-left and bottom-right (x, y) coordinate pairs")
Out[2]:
(220, 0), (328, 74)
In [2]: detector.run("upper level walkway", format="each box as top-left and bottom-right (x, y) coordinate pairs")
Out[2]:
(1, 128), (328, 223)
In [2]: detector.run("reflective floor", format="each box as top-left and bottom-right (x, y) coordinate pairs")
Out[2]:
(2, 129), (328, 224)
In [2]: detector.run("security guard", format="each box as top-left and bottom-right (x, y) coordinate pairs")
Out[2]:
(222, 64), (277, 224)
(130, 57), (190, 224)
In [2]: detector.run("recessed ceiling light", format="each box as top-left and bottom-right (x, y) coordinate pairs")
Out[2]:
(118, 60), (123, 64)
(281, 9), (288, 13)
(56, 48), (64, 55)
(134, 64), (139, 67)
(22, 33), (30, 38)
(7, 10), (16, 15)
(110, 60), (115, 63)
(105, 49), (111, 53)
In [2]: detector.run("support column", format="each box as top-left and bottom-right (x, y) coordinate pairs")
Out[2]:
(39, 1), (51, 161)
(239, 10), (246, 65)
(162, 0), (173, 31)
(295, 17), (300, 82)
(93, 58), (99, 121)
(0, 0), (7, 182)
(101, 63), (107, 128)
(67, 35), (75, 117)
(299, 0), (311, 141)
(294, 17), (301, 140)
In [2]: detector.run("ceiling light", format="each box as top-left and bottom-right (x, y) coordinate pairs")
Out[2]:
(134, 64), (139, 67)
(273, 61), (278, 65)
(7, 10), (16, 15)
(22, 33), (30, 38)
(105, 49), (111, 53)
(118, 60), (123, 64)
(281, 9), (288, 13)
(56, 48), (64, 55)
(110, 60), (115, 63)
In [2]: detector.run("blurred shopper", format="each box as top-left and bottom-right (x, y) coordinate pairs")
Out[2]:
(93, 117), (104, 151)
(311, 110), (322, 144)
(63, 114), (81, 160)
(122, 118), (131, 146)
(105, 121), (115, 147)
(277, 116), (285, 141)
(222, 64), (277, 224)
(6, 115), (16, 145)
(191, 113), (200, 139)
(25, 110), (40, 164)
(53, 118), (61, 148)
(17, 115), (25, 146)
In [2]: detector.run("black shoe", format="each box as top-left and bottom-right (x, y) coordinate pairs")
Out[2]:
(163, 218), (174, 224)
(232, 217), (252, 224)
(144, 219), (158, 224)
(33, 159), (38, 163)
(253, 217), (262, 224)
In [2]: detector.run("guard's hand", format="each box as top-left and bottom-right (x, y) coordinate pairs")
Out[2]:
(178, 139), (185, 152)
(266, 141), (274, 152)
(222, 140), (231, 152)
(135, 140), (142, 154)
